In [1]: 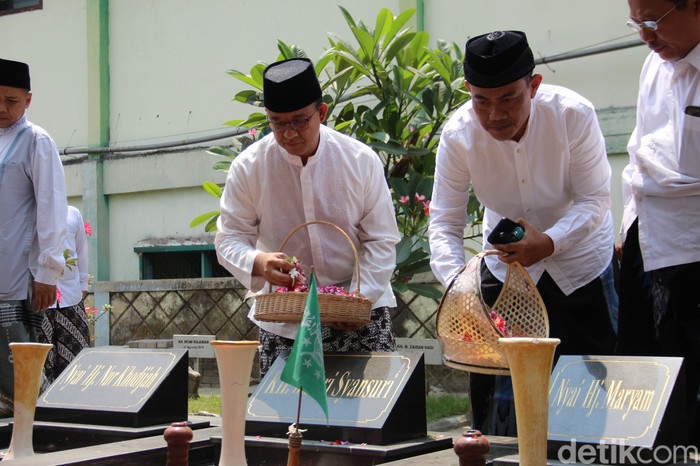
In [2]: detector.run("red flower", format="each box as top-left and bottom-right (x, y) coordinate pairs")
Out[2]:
(422, 200), (430, 217)
(399, 195), (410, 204)
(56, 289), (62, 304)
(490, 311), (511, 337)
(84, 222), (93, 236)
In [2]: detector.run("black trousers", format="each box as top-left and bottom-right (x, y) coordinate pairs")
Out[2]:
(470, 258), (617, 434)
(618, 219), (700, 445)
(650, 261), (700, 446)
(616, 219), (660, 355)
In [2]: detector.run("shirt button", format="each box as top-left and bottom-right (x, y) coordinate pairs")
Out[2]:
(521, 179), (527, 183)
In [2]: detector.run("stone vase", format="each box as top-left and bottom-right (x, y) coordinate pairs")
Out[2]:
(5, 342), (52, 460)
(211, 340), (259, 466)
(498, 337), (560, 466)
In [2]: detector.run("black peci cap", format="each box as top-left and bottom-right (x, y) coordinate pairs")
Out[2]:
(0, 58), (31, 90)
(263, 58), (322, 113)
(463, 31), (535, 88)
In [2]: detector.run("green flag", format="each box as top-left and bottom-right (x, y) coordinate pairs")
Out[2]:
(280, 272), (328, 421)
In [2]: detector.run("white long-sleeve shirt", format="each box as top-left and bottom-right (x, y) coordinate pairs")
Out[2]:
(621, 44), (700, 271)
(54, 206), (89, 307)
(215, 125), (400, 339)
(429, 84), (614, 295)
(0, 115), (67, 300)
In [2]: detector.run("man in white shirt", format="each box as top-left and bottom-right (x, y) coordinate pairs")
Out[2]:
(428, 31), (617, 434)
(621, 0), (700, 445)
(0, 58), (67, 415)
(215, 58), (400, 377)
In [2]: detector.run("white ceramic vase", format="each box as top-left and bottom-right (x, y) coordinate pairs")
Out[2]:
(499, 337), (560, 466)
(5, 342), (52, 460)
(211, 340), (259, 466)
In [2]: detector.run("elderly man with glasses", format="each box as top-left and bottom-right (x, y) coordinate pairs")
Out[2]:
(618, 0), (700, 446)
(215, 58), (400, 377)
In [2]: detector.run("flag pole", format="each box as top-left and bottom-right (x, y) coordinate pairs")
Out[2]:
(286, 386), (304, 466)
(281, 267), (328, 466)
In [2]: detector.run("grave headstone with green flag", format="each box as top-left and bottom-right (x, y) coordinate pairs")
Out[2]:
(246, 271), (427, 445)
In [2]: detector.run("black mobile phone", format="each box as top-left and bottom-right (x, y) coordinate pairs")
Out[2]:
(685, 105), (700, 118)
(487, 217), (525, 244)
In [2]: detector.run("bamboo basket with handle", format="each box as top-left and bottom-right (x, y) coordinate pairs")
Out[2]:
(436, 250), (549, 375)
(254, 220), (372, 325)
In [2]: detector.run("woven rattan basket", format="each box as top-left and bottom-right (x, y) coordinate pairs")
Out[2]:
(254, 221), (372, 325)
(436, 251), (549, 375)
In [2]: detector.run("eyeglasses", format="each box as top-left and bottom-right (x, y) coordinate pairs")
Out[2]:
(267, 109), (318, 133)
(626, 2), (678, 32)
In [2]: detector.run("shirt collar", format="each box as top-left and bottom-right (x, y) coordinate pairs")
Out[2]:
(0, 115), (27, 135)
(681, 41), (700, 73)
(279, 125), (326, 167)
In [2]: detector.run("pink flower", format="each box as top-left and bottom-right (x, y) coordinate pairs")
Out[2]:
(414, 193), (426, 202)
(490, 311), (511, 337)
(84, 222), (93, 236)
(422, 200), (430, 217)
(275, 284), (351, 296)
(248, 128), (257, 137)
(56, 289), (62, 304)
(399, 195), (410, 204)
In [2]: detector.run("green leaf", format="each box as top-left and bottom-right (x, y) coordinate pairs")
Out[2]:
(351, 26), (375, 61)
(190, 211), (219, 228)
(405, 147), (433, 157)
(373, 8), (392, 46)
(368, 141), (407, 156)
(234, 89), (262, 105)
(212, 161), (232, 171)
(207, 146), (238, 158)
(202, 181), (222, 198)
(227, 69), (263, 90)
(403, 283), (444, 300)
(338, 5), (357, 30)
(424, 48), (453, 84)
(329, 49), (372, 77)
(386, 9), (415, 41)
(391, 281), (409, 294)
(384, 32), (417, 64)
(395, 236), (415, 264)
(205, 216), (219, 233)
(397, 258), (432, 276)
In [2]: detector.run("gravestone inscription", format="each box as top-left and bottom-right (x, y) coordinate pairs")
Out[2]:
(246, 351), (426, 445)
(547, 355), (687, 464)
(36, 347), (188, 427)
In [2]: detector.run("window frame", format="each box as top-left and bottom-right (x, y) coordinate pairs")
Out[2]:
(134, 244), (226, 280)
(0, 0), (43, 17)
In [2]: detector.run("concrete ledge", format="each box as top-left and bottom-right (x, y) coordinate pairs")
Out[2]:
(93, 277), (243, 293)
